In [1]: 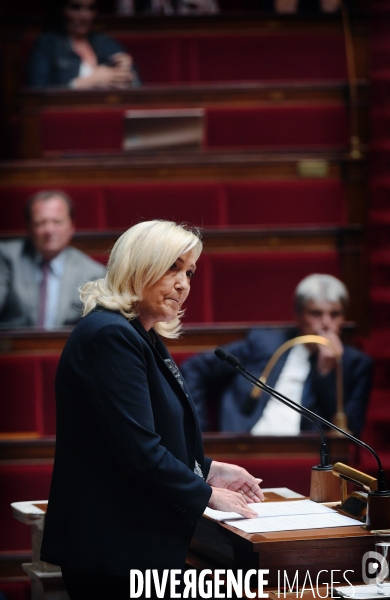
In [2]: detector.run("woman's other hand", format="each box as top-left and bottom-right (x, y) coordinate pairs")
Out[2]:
(110, 52), (133, 70)
(71, 63), (133, 89)
(206, 460), (264, 504)
(207, 487), (258, 519)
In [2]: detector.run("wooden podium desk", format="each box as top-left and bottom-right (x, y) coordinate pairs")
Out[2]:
(12, 494), (376, 599)
(189, 492), (373, 590)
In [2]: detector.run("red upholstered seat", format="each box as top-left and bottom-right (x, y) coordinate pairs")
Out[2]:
(115, 33), (347, 84)
(0, 179), (348, 234)
(195, 34), (347, 83)
(225, 180), (347, 226)
(0, 464), (53, 551)
(370, 177), (390, 210)
(0, 581), (31, 600)
(115, 35), (183, 84)
(41, 109), (124, 153)
(205, 105), (349, 149)
(181, 254), (209, 324)
(205, 251), (340, 322)
(0, 355), (60, 437)
(103, 182), (223, 229)
(20, 31), (347, 86)
(41, 355), (60, 437)
(0, 356), (42, 435)
(38, 104), (348, 154)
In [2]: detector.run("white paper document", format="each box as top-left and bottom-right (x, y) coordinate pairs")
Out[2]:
(334, 584), (390, 599)
(205, 499), (335, 521)
(204, 499), (362, 533)
(261, 487), (305, 499)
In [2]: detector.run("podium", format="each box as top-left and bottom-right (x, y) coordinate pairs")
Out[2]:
(11, 500), (69, 600)
(12, 490), (377, 599)
(189, 491), (374, 591)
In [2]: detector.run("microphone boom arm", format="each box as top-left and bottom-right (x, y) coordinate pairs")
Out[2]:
(214, 347), (388, 493)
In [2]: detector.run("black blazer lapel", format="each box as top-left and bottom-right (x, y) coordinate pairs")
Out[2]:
(130, 319), (198, 417)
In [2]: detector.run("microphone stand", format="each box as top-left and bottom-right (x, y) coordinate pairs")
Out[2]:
(215, 348), (390, 528)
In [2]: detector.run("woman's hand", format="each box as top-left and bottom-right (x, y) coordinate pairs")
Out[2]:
(206, 461), (264, 504)
(208, 487), (258, 519)
(71, 63), (133, 90)
(110, 52), (133, 70)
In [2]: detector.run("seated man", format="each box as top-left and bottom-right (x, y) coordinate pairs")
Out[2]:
(181, 274), (373, 438)
(0, 190), (106, 328)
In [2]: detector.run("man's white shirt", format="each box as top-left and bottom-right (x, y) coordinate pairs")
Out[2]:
(250, 344), (311, 435)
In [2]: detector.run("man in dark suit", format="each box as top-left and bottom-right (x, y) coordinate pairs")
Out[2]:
(0, 190), (106, 328)
(181, 274), (373, 437)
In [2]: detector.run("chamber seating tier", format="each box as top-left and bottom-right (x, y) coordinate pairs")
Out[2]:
(17, 104), (352, 158)
(0, 8), (376, 594)
(0, 179), (349, 234)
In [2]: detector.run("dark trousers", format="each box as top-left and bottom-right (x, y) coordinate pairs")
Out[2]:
(62, 567), (130, 600)
(61, 566), (189, 599)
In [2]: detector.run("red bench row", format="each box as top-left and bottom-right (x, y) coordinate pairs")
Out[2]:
(20, 32), (348, 85)
(37, 104), (348, 154)
(116, 33), (347, 84)
(0, 352), (191, 438)
(0, 251), (340, 436)
(0, 251), (341, 331)
(185, 251), (340, 323)
(0, 180), (347, 234)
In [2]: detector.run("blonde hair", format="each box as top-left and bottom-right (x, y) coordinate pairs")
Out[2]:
(80, 220), (202, 339)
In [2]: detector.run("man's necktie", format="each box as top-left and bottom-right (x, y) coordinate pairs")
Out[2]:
(37, 260), (50, 328)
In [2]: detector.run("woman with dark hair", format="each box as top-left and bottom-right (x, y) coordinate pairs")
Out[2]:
(27, 0), (139, 88)
(40, 220), (264, 599)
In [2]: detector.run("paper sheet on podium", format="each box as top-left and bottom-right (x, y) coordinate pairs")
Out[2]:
(204, 499), (362, 533)
(333, 584), (390, 599)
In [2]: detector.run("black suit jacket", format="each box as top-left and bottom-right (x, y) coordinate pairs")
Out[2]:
(181, 328), (373, 437)
(40, 308), (212, 576)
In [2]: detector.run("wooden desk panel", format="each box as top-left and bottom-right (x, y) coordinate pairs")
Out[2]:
(0, 153), (345, 184)
(20, 82), (367, 111)
(0, 323), (357, 354)
(203, 432), (351, 463)
(190, 508), (373, 587)
(0, 433), (351, 463)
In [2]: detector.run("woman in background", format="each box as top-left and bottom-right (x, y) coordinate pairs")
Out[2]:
(27, 0), (139, 88)
(40, 220), (263, 599)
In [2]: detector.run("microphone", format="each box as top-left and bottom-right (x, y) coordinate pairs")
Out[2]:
(214, 348), (330, 468)
(214, 347), (389, 494)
